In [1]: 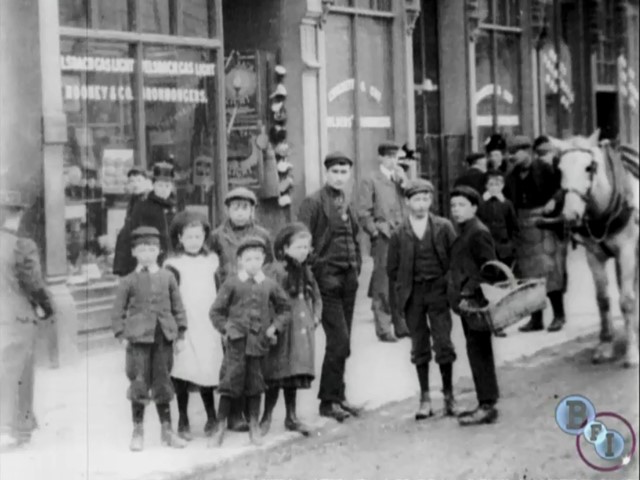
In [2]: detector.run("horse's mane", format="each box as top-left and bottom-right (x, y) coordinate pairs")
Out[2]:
(563, 136), (596, 150)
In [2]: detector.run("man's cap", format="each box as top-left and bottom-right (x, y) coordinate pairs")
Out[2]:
(404, 178), (435, 198)
(127, 167), (147, 178)
(507, 135), (533, 153)
(484, 134), (507, 153)
(451, 185), (481, 206)
(131, 226), (161, 246)
(225, 187), (257, 206)
(466, 152), (486, 166)
(324, 151), (353, 169)
(378, 142), (401, 157)
(533, 135), (554, 154)
(236, 235), (267, 257)
(152, 161), (175, 181)
(485, 169), (506, 180)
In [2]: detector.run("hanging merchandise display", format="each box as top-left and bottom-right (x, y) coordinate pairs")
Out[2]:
(268, 65), (294, 208)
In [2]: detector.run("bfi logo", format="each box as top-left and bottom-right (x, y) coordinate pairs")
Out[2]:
(555, 395), (637, 472)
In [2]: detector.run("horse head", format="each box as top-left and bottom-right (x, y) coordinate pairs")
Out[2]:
(548, 130), (611, 226)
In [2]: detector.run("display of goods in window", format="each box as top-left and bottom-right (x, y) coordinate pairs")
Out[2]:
(268, 66), (293, 208)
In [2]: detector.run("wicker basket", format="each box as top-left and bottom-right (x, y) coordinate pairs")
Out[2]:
(459, 261), (547, 334)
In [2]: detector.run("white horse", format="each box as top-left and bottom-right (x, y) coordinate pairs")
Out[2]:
(550, 131), (639, 367)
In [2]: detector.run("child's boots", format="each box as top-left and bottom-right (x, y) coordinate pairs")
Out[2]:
(129, 424), (144, 452)
(248, 396), (263, 446)
(284, 389), (311, 436)
(415, 391), (434, 420)
(161, 422), (187, 448)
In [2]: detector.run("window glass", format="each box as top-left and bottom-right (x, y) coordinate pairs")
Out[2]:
(143, 46), (218, 211)
(60, 39), (136, 283)
(59, 0), (89, 28)
(141, 0), (172, 34)
(495, 0), (520, 26)
(95, 0), (130, 30)
(477, 0), (492, 24)
(495, 32), (521, 136)
(475, 30), (494, 142)
(334, 0), (353, 7)
(183, 0), (213, 38)
(354, 0), (392, 11)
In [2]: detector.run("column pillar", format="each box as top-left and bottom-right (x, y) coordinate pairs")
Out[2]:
(38, 0), (78, 367)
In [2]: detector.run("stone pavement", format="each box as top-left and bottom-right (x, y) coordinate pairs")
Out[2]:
(0, 246), (623, 480)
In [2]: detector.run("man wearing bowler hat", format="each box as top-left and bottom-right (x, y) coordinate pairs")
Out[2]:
(298, 152), (363, 422)
(357, 141), (409, 342)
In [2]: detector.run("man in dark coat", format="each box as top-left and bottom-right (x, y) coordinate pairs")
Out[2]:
(449, 186), (499, 426)
(298, 152), (362, 423)
(484, 133), (508, 173)
(454, 152), (488, 195)
(357, 141), (409, 342)
(387, 179), (458, 420)
(0, 188), (54, 450)
(504, 135), (567, 333)
(115, 162), (177, 275)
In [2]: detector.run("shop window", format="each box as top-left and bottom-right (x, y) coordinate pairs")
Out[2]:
(474, 0), (523, 142)
(596, 0), (618, 87)
(60, 39), (136, 283)
(335, 0), (392, 11)
(143, 46), (218, 212)
(183, 0), (214, 38)
(59, 0), (130, 31)
(140, 0), (173, 34)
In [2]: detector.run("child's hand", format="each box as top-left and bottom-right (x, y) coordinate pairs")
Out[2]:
(266, 325), (278, 345)
(314, 316), (321, 330)
(174, 339), (185, 353)
(118, 337), (128, 348)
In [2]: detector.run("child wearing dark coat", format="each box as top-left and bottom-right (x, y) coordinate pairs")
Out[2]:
(260, 223), (322, 437)
(448, 186), (500, 426)
(111, 226), (188, 451)
(208, 236), (290, 447)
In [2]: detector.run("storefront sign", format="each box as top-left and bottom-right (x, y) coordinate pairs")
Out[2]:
(60, 55), (216, 77)
(328, 78), (384, 104)
(475, 84), (514, 105)
(327, 115), (392, 129)
(477, 115), (520, 127)
(62, 83), (208, 104)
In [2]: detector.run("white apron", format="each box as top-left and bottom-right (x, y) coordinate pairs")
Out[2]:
(164, 254), (223, 387)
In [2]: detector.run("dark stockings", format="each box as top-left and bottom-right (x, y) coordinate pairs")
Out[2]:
(548, 291), (565, 319)
(173, 378), (190, 427)
(283, 388), (299, 422)
(131, 403), (145, 425)
(200, 387), (216, 422)
(156, 403), (171, 424)
(439, 363), (453, 394)
(262, 387), (279, 422)
(416, 363), (430, 393)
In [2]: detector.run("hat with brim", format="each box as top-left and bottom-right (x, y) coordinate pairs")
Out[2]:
(152, 161), (175, 182)
(225, 187), (257, 206)
(127, 167), (147, 178)
(484, 134), (507, 153)
(405, 179), (434, 198)
(507, 135), (533, 153)
(451, 186), (481, 206)
(324, 151), (353, 169)
(236, 235), (267, 257)
(378, 142), (400, 157)
(466, 152), (486, 166)
(131, 226), (161, 246)
(533, 135), (555, 154)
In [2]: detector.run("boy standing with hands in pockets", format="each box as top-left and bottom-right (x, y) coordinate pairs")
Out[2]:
(209, 236), (290, 447)
(111, 226), (188, 452)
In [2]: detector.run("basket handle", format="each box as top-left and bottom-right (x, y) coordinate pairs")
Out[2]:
(481, 260), (517, 287)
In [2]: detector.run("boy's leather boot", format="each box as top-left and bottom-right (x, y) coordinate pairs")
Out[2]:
(443, 391), (457, 416)
(160, 423), (187, 448)
(129, 424), (144, 452)
(415, 391), (433, 420)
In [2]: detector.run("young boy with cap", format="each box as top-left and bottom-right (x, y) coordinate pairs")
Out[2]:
(208, 186), (274, 431)
(448, 186), (500, 426)
(111, 226), (188, 451)
(454, 152), (488, 195)
(115, 161), (177, 276)
(208, 236), (290, 447)
(387, 179), (458, 420)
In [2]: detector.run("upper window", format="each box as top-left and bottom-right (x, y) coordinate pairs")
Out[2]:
(60, 0), (130, 30)
(333, 0), (392, 11)
(479, 0), (521, 27)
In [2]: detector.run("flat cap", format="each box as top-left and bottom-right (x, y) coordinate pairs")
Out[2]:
(451, 185), (481, 206)
(127, 167), (147, 178)
(466, 152), (486, 166)
(225, 187), (257, 206)
(533, 135), (554, 154)
(236, 235), (267, 257)
(484, 134), (507, 153)
(324, 151), (353, 169)
(378, 142), (401, 156)
(131, 226), (161, 245)
(507, 135), (533, 152)
(404, 178), (435, 198)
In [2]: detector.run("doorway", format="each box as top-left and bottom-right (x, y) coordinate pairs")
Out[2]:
(595, 91), (619, 141)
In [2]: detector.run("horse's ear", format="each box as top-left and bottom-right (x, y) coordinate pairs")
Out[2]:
(548, 136), (568, 152)
(588, 129), (601, 147)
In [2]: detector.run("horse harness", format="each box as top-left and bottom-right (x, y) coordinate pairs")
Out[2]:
(559, 144), (634, 250)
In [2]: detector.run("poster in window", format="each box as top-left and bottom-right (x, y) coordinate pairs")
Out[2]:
(101, 148), (134, 194)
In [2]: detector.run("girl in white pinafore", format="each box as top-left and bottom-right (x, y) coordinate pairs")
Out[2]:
(164, 211), (223, 441)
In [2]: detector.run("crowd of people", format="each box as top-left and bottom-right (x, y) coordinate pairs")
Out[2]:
(0, 133), (569, 453)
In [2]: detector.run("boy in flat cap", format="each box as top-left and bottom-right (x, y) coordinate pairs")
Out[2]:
(504, 136), (567, 333)
(454, 152), (488, 195)
(387, 179), (458, 420)
(208, 186), (273, 431)
(111, 226), (188, 451)
(448, 186), (500, 426)
(208, 236), (290, 447)
(357, 142), (410, 342)
(115, 161), (177, 276)
(298, 151), (363, 423)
